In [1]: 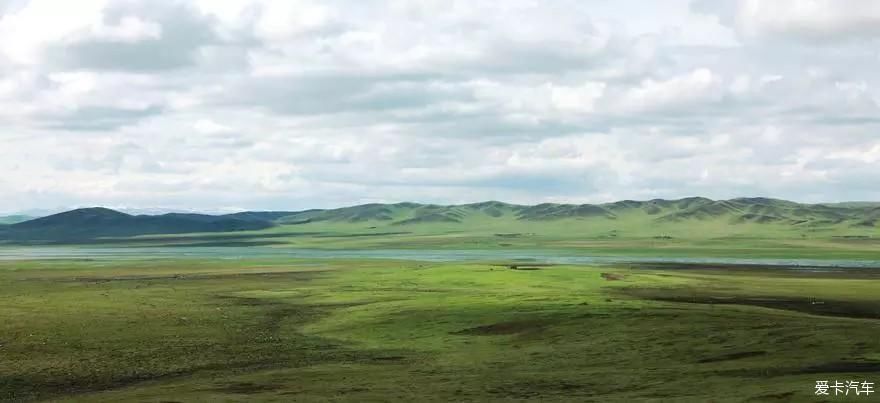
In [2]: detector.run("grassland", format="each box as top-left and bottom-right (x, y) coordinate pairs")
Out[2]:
(3, 198), (878, 260)
(3, 256), (880, 402)
(117, 216), (880, 260)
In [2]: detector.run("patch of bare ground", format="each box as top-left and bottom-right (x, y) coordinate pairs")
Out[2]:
(211, 381), (284, 394)
(491, 263), (556, 271)
(370, 355), (406, 362)
(65, 269), (328, 283)
(623, 262), (880, 279)
(697, 350), (767, 363)
(798, 361), (880, 374)
(747, 391), (796, 401)
(601, 272), (626, 281)
(486, 380), (588, 399)
(619, 288), (880, 319)
(721, 361), (880, 378)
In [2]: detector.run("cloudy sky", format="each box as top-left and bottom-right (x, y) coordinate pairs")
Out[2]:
(1, 0), (879, 213)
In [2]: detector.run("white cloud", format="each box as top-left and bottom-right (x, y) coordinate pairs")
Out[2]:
(252, 0), (335, 41)
(1, 0), (880, 212)
(472, 80), (607, 116)
(88, 16), (162, 43)
(735, 0), (880, 41)
(0, 0), (108, 64)
(695, 0), (880, 42)
(193, 119), (234, 135)
(615, 68), (723, 113)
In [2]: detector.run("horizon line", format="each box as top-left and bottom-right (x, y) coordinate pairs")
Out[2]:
(5, 196), (879, 218)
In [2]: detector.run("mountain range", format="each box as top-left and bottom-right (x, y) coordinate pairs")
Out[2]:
(0, 208), (275, 242)
(0, 197), (877, 243)
(0, 215), (33, 225)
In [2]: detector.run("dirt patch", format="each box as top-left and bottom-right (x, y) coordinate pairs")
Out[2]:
(697, 350), (766, 363)
(622, 262), (880, 278)
(620, 288), (880, 320)
(261, 306), (314, 333)
(371, 355), (406, 362)
(69, 270), (328, 283)
(212, 381), (284, 394)
(601, 272), (626, 281)
(216, 295), (286, 306)
(452, 320), (550, 336)
(315, 231), (411, 238)
(492, 263), (555, 271)
(748, 391), (795, 401)
(724, 361), (880, 378)
(797, 361), (880, 374)
(486, 380), (587, 399)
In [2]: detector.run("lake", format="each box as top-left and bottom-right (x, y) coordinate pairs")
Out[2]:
(1, 246), (879, 270)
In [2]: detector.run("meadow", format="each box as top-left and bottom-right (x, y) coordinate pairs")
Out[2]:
(3, 255), (880, 402)
(4, 198), (879, 261)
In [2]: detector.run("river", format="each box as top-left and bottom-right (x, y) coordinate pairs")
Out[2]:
(1, 246), (879, 269)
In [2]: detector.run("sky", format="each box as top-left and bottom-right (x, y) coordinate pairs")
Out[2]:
(1, 0), (879, 214)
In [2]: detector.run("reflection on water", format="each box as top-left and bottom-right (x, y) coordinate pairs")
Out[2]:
(0, 246), (879, 269)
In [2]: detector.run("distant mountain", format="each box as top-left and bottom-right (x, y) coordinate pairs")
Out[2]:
(2, 198), (877, 244)
(821, 202), (880, 209)
(517, 203), (615, 220)
(0, 215), (33, 225)
(270, 197), (878, 230)
(221, 211), (301, 222)
(1, 207), (274, 242)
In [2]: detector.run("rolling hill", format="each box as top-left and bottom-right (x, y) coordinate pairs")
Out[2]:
(273, 197), (877, 230)
(0, 208), (274, 242)
(0, 215), (34, 225)
(0, 198), (876, 244)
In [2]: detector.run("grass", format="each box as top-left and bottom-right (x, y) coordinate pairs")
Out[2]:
(68, 212), (880, 260)
(2, 257), (880, 402)
(6, 198), (879, 260)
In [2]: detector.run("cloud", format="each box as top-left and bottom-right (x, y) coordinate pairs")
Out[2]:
(613, 68), (723, 113)
(1, 0), (879, 213)
(40, 105), (165, 131)
(193, 118), (234, 134)
(44, 1), (219, 71)
(694, 0), (880, 42)
(0, 70), (170, 130)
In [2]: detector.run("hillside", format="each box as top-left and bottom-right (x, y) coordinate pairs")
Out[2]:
(0, 215), (33, 225)
(273, 197), (878, 231)
(0, 208), (274, 242)
(1, 198), (877, 245)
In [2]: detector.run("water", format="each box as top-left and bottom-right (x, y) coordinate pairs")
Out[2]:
(0, 246), (879, 269)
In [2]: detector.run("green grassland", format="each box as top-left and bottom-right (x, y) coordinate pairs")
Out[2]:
(3, 257), (880, 402)
(112, 198), (880, 259)
(3, 198), (878, 259)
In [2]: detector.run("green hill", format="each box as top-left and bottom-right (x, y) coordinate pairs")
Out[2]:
(1, 208), (273, 242)
(266, 197), (877, 232)
(1, 198), (877, 250)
